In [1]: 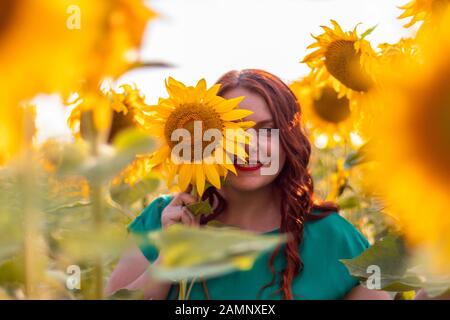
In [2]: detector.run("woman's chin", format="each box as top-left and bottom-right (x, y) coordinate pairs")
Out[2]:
(226, 176), (273, 192)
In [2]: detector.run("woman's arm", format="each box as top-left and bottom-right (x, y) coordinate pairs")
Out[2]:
(106, 192), (199, 299)
(105, 242), (173, 299)
(344, 284), (392, 300)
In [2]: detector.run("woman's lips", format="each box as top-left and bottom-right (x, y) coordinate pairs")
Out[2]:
(234, 162), (263, 172)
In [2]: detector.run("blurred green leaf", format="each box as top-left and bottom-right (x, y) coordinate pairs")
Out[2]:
(344, 142), (372, 169)
(341, 233), (424, 292)
(112, 128), (155, 154)
(111, 174), (160, 207)
(148, 224), (286, 281)
(337, 196), (360, 210)
(108, 288), (145, 300)
(0, 257), (25, 285)
(80, 129), (156, 185)
(59, 224), (131, 261)
(186, 200), (213, 217)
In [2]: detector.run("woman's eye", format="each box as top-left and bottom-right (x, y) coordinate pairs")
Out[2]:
(260, 128), (275, 136)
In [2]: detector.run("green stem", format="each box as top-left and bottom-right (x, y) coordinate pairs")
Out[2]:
(91, 183), (104, 300)
(178, 280), (187, 300)
(20, 153), (45, 299)
(87, 111), (105, 300)
(185, 277), (197, 300)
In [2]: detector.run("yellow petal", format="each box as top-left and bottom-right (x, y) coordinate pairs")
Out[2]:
(195, 164), (206, 196)
(166, 162), (179, 187)
(167, 77), (186, 89)
(220, 109), (253, 121)
(203, 163), (221, 189)
(178, 163), (193, 191)
(213, 96), (245, 114)
(149, 145), (170, 166)
(196, 79), (207, 92)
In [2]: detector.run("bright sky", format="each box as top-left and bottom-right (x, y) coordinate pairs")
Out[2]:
(36, 0), (417, 143)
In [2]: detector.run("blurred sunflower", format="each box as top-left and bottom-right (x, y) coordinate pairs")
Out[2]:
(68, 84), (157, 185)
(398, 0), (450, 28)
(371, 10), (450, 273)
(303, 20), (377, 99)
(0, 0), (155, 164)
(68, 84), (149, 141)
(84, 0), (157, 85)
(290, 74), (360, 147)
(145, 77), (254, 196)
(0, 104), (36, 164)
(377, 38), (421, 67)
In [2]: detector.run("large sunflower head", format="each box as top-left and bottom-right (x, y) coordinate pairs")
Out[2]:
(371, 10), (450, 273)
(290, 75), (362, 148)
(302, 20), (377, 98)
(145, 77), (255, 196)
(398, 0), (450, 28)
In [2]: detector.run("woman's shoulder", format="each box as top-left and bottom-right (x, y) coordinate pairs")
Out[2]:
(304, 211), (370, 256)
(127, 194), (173, 234)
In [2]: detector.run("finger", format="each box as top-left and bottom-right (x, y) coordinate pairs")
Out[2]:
(182, 207), (197, 225)
(181, 209), (194, 225)
(170, 192), (198, 206)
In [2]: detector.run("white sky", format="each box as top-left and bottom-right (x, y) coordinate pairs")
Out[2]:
(36, 0), (417, 143)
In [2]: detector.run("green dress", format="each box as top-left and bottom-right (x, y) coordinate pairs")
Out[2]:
(128, 194), (369, 300)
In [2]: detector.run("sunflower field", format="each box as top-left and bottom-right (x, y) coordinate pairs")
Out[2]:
(0, 0), (449, 300)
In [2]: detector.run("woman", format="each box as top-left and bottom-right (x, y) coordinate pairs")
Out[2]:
(106, 69), (391, 300)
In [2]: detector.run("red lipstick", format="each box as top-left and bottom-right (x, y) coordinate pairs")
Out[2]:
(234, 162), (263, 172)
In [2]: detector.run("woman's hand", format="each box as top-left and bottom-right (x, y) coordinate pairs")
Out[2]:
(161, 192), (200, 229)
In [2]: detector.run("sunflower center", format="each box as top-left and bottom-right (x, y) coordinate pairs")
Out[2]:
(107, 109), (136, 143)
(0, 0), (18, 40)
(431, 0), (449, 14)
(313, 87), (351, 124)
(325, 40), (373, 92)
(412, 67), (450, 187)
(164, 104), (223, 161)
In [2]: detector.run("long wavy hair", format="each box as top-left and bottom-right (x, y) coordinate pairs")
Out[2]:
(197, 69), (338, 300)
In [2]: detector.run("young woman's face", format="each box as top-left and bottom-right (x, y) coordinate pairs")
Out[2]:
(221, 87), (286, 192)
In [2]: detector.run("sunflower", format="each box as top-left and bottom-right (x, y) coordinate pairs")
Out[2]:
(83, 0), (157, 85)
(290, 74), (362, 148)
(370, 10), (450, 273)
(0, 1), (155, 164)
(68, 84), (149, 141)
(145, 77), (255, 196)
(398, 0), (450, 28)
(303, 20), (377, 99)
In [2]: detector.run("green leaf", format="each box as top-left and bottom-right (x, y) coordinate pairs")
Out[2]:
(110, 174), (160, 207)
(340, 233), (423, 292)
(113, 128), (155, 154)
(337, 196), (360, 209)
(360, 24), (378, 39)
(186, 200), (213, 217)
(344, 142), (372, 169)
(147, 224), (286, 281)
(46, 200), (91, 214)
(80, 129), (156, 185)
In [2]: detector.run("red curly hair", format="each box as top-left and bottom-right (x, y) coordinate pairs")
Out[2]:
(199, 69), (338, 300)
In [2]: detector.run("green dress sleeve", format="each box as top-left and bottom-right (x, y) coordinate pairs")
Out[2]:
(293, 212), (371, 299)
(127, 194), (173, 263)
